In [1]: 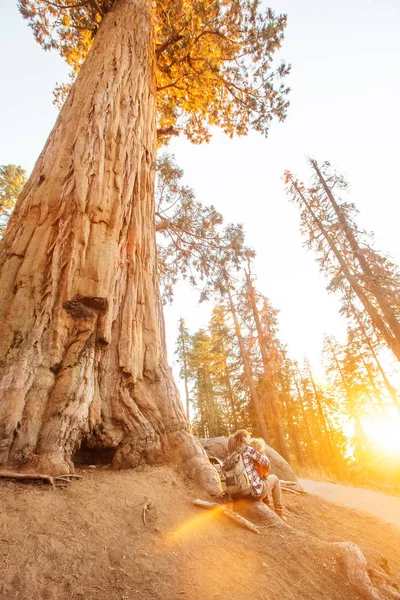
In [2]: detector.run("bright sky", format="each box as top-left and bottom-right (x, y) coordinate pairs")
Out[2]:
(1, 1), (400, 390)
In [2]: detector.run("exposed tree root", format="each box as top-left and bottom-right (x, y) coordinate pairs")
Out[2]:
(215, 497), (397, 600)
(0, 471), (82, 488)
(379, 584), (400, 600)
(169, 430), (222, 496)
(332, 541), (390, 600)
(228, 497), (286, 528)
(55, 475), (83, 485)
(193, 499), (260, 534)
(281, 485), (308, 496)
(142, 498), (151, 526)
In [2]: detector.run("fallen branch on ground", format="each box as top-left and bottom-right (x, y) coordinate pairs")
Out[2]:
(54, 476), (81, 485)
(142, 499), (151, 526)
(280, 481), (307, 494)
(0, 471), (56, 486)
(193, 499), (260, 534)
(0, 471), (83, 488)
(281, 486), (308, 496)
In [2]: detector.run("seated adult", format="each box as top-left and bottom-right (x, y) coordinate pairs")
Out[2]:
(227, 429), (286, 521)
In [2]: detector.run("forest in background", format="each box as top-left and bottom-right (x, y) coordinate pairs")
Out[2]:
(2, 152), (400, 488)
(169, 159), (400, 489)
(1, 0), (400, 491)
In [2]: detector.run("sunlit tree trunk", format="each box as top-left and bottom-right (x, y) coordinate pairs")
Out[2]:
(351, 305), (400, 413)
(307, 364), (335, 452)
(0, 0), (219, 493)
(181, 332), (191, 421)
(357, 350), (385, 416)
(224, 367), (239, 431)
(202, 367), (219, 438)
(293, 369), (318, 465)
(326, 339), (369, 453)
(245, 271), (290, 459)
(225, 282), (271, 444)
(279, 373), (305, 466)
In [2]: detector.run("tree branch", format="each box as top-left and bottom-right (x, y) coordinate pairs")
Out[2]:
(157, 126), (179, 139)
(44, 0), (91, 9)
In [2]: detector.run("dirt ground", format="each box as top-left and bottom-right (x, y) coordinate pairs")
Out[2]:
(1, 465), (400, 600)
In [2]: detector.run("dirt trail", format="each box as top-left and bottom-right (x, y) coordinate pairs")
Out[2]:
(1, 468), (400, 599)
(300, 479), (400, 529)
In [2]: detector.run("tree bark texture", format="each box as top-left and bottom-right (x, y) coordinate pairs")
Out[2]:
(181, 336), (190, 421)
(0, 0), (219, 494)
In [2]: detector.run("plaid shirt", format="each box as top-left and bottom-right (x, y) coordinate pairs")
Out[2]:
(242, 445), (271, 497)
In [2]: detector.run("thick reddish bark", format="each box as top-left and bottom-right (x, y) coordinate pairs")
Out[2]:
(0, 0), (219, 494)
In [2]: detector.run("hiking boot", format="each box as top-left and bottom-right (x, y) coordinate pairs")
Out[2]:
(274, 507), (287, 523)
(216, 492), (230, 505)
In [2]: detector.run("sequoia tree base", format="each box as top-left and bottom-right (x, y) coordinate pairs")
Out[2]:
(5, 429), (221, 496)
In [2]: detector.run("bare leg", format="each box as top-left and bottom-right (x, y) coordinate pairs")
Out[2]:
(266, 474), (283, 511)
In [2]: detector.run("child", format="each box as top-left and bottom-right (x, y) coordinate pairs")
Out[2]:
(250, 437), (271, 507)
(250, 437), (270, 479)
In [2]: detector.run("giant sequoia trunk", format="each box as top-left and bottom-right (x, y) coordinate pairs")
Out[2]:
(0, 0), (219, 493)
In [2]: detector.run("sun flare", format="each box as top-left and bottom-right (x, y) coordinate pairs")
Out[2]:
(362, 415), (400, 456)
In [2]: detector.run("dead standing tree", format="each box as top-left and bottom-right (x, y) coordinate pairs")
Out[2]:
(0, 0), (289, 485)
(285, 164), (400, 363)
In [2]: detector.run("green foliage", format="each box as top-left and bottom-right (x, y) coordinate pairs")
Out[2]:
(188, 328), (229, 438)
(174, 268), (351, 474)
(208, 305), (248, 431)
(0, 165), (26, 238)
(175, 318), (191, 382)
(19, 0), (290, 141)
(155, 154), (246, 302)
(175, 305), (252, 438)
